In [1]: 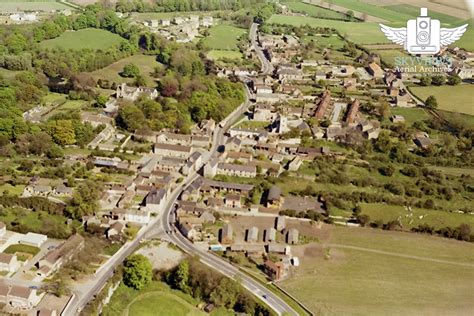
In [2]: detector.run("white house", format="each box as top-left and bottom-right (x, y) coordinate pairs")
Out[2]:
(19, 233), (47, 248)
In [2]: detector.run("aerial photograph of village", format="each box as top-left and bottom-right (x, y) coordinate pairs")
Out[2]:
(0, 0), (472, 315)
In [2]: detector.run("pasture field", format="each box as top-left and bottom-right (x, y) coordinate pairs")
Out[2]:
(454, 20), (474, 52)
(284, 1), (347, 20)
(410, 85), (474, 116)
(317, 0), (413, 22)
(90, 54), (162, 87)
(360, 203), (474, 229)
(40, 29), (124, 51)
(0, 0), (71, 12)
(280, 225), (474, 316)
(302, 34), (345, 50)
(390, 106), (430, 125)
(202, 24), (247, 51)
(102, 281), (233, 316)
(268, 15), (391, 44)
(207, 50), (243, 60)
(0, 208), (73, 236)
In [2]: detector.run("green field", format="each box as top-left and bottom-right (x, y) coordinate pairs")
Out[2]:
(410, 85), (474, 116)
(4, 244), (40, 256)
(280, 226), (474, 315)
(390, 107), (430, 125)
(360, 203), (474, 229)
(268, 15), (391, 44)
(40, 29), (124, 51)
(302, 34), (345, 50)
(202, 25), (247, 50)
(455, 20), (474, 51)
(102, 282), (214, 316)
(320, 0), (414, 22)
(0, 184), (25, 196)
(90, 54), (162, 87)
(285, 1), (347, 20)
(207, 50), (243, 60)
(0, 0), (71, 12)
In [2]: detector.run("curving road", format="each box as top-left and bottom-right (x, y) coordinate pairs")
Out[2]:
(70, 24), (296, 316)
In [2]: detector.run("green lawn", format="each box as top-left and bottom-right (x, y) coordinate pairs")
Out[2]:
(202, 25), (247, 50)
(235, 120), (269, 129)
(285, 1), (347, 20)
(4, 244), (40, 256)
(302, 34), (345, 50)
(280, 226), (474, 316)
(268, 15), (392, 44)
(410, 85), (474, 116)
(0, 208), (72, 237)
(102, 281), (205, 316)
(207, 50), (243, 60)
(360, 203), (474, 229)
(390, 107), (430, 125)
(40, 29), (125, 51)
(90, 54), (161, 87)
(0, 184), (25, 196)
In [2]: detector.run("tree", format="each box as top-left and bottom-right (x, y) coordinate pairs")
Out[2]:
(173, 260), (189, 292)
(425, 95), (438, 109)
(419, 76), (432, 86)
(121, 63), (140, 78)
(123, 254), (152, 290)
(96, 95), (108, 108)
(47, 120), (76, 146)
(447, 75), (461, 85)
(431, 75), (446, 86)
(210, 277), (241, 308)
(356, 214), (370, 227)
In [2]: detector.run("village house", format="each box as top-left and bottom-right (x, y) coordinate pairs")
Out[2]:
(106, 222), (125, 239)
(314, 90), (331, 119)
(263, 260), (285, 281)
(267, 243), (291, 255)
(0, 222), (5, 237)
(201, 16), (213, 27)
(143, 188), (167, 213)
(414, 135), (432, 149)
(287, 156), (303, 171)
(0, 282), (41, 310)
(156, 132), (191, 145)
(391, 115), (406, 123)
(156, 157), (185, 173)
(35, 234), (85, 277)
(224, 194), (241, 208)
(111, 208), (150, 224)
(154, 143), (193, 158)
(367, 62), (384, 79)
(267, 186), (282, 208)
(217, 163), (257, 178)
(20, 233), (47, 248)
(0, 253), (19, 273)
(344, 99), (360, 124)
(116, 83), (158, 101)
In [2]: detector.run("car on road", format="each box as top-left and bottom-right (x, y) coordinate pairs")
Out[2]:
(29, 286), (38, 289)
(262, 294), (267, 299)
(47, 245), (56, 250)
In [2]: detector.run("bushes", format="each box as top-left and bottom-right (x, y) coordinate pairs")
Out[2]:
(413, 223), (473, 242)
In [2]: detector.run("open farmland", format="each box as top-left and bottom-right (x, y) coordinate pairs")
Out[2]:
(40, 28), (124, 51)
(90, 54), (162, 87)
(410, 85), (474, 116)
(268, 15), (392, 45)
(285, 1), (347, 20)
(359, 203), (474, 229)
(202, 24), (246, 51)
(0, 0), (72, 12)
(207, 50), (242, 60)
(280, 225), (474, 316)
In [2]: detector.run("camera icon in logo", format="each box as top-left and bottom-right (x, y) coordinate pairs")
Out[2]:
(379, 8), (468, 55)
(408, 8), (440, 53)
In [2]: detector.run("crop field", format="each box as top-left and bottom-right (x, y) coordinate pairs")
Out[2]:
(90, 54), (162, 87)
(40, 29), (124, 51)
(410, 85), (474, 116)
(202, 25), (247, 51)
(207, 50), (243, 60)
(284, 1), (347, 20)
(360, 203), (474, 229)
(0, 0), (72, 12)
(268, 15), (391, 45)
(280, 225), (474, 316)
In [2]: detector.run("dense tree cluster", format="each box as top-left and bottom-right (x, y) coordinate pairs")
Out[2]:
(115, 0), (267, 13)
(162, 258), (271, 315)
(123, 254), (153, 290)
